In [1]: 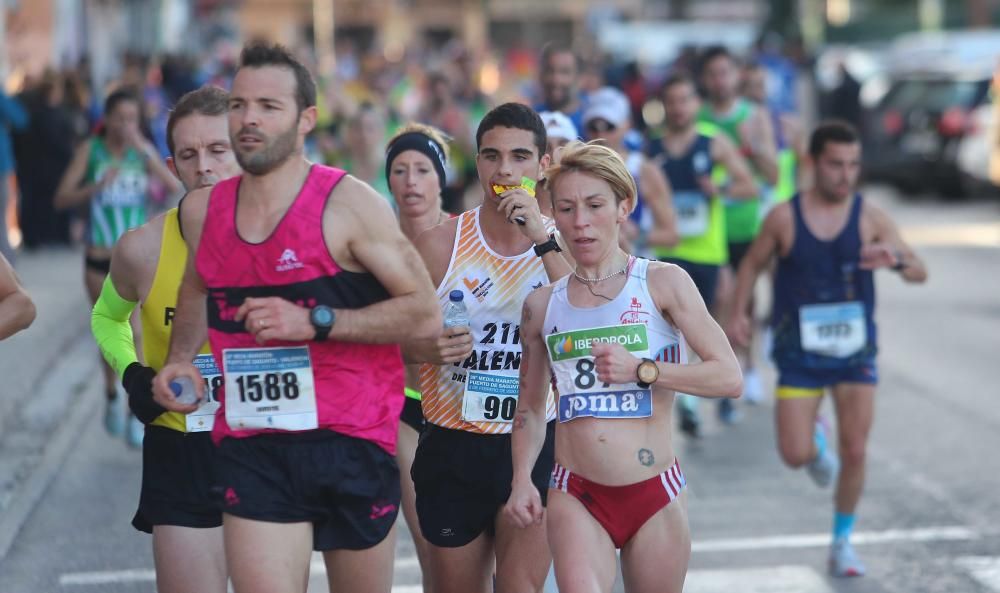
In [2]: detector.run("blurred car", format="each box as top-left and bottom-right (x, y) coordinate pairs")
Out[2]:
(863, 31), (1000, 198)
(954, 87), (998, 197)
(867, 72), (991, 196)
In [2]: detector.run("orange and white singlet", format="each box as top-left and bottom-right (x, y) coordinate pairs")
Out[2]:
(420, 207), (557, 435)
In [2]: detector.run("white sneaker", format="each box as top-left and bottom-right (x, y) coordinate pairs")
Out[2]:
(125, 414), (144, 449)
(807, 420), (839, 488)
(103, 389), (125, 437)
(829, 538), (866, 577)
(742, 368), (764, 405)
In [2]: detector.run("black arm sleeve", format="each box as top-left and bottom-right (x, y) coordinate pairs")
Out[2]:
(123, 362), (167, 425)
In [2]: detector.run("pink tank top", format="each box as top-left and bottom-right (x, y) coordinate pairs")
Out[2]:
(196, 165), (404, 454)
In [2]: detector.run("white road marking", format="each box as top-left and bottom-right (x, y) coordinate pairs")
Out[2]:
(684, 565), (833, 593)
(307, 555), (420, 573)
(56, 526), (979, 588)
(692, 525), (977, 553)
(957, 556), (1000, 592)
(59, 569), (155, 586)
(901, 223), (1000, 248)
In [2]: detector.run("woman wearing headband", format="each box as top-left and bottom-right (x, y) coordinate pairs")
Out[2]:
(385, 122), (452, 591)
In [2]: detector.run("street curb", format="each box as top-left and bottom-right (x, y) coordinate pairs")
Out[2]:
(0, 319), (89, 439)
(0, 343), (99, 563)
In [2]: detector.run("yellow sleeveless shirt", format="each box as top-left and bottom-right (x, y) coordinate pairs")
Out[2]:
(142, 209), (219, 432)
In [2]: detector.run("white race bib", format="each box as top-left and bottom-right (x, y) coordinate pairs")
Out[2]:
(547, 324), (653, 423)
(97, 168), (148, 207)
(799, 301), (867, 358)
(185, 354), (221, 433)
(673, 191), (710, 238)
(222, 346), (318, 431)
(462, 370), (519, 423)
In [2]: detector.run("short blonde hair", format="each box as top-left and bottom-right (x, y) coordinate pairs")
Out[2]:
(388, 122), (451, 162)
(544, 141), (637, 214)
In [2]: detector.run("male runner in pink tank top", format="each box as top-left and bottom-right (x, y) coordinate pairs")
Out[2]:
(151, 42), (441, 593)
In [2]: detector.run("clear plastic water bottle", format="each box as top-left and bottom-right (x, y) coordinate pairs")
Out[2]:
(443, 290), (470, 328)
(170, 376), (201, 406)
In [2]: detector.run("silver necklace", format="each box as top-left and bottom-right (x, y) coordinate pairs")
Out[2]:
(574, 257), (630, 283)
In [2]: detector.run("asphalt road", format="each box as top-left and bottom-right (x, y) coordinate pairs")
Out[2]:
(0, 186), (998, 593)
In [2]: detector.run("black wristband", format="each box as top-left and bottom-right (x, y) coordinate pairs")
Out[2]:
(891, 251), (907, 272)
(123, 362), (166, 425)
(533, 234), (562, 258)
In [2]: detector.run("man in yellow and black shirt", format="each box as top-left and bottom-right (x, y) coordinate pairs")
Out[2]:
(91, 86), (240, 593)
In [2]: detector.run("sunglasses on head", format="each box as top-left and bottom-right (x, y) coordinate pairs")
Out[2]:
(586, 119), (616, 134)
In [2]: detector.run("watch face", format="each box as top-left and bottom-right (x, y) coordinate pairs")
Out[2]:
(638, 361), (658, 384)
(313, 307), (333, 326)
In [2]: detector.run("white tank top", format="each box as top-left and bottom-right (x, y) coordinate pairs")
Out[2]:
(419, 207), (557, 434)
(542, 257), (688, 423)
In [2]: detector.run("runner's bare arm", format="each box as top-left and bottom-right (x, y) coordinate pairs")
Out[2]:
(506, 288), (552, 527)
(646, 263), (742, 397)
(152, 187), (212, 412)
(109, 217), (162, 303)
(744, 109), (779, 185)
(785, 115), (813, 189)
(538, 235), (575, 282)
(108, 232), (142, 302)
(326, 177), (441, 344)
(863, 203), (928, 283)
(145, 153), (183, 194)
(639, 160), (678, 248)
(0, 253), (35, 339)
(712, 134), (757, 200)
(402, 219), (473, 365)
(498, 183), (575, 280)
(728, 204), (788, 345)
(54, 140), (101, 210)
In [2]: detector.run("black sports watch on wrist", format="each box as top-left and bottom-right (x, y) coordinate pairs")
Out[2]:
(533, 234), (563, 258)
(636, 358), (660, 389)
(310, 305), (335, 342)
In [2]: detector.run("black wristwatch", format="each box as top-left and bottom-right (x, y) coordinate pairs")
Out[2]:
(533, 234), (563, 257)
(310, 305), (335, 342)
(891, 251), (907, 272)
(636, 358), (660, 389)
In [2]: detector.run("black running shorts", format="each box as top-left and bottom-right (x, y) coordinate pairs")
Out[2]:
(214, 430), (400, 551)
(399, 396), (425, 433)
(411, 421), (555, 548)
(132, 425), (221, 533)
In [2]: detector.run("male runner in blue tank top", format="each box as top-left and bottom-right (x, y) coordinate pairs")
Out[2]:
(648, 73), (757, 436)
(728, 121), (927, 577)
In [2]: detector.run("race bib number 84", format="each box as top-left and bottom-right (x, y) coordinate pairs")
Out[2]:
(546, 324), (653, 422)
(222, 346), (319, 432)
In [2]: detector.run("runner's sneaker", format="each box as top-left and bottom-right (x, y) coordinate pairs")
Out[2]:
(104, 389), (125, 437)
(678, 397), (702, 438)
(807, 418), (839, 488)
(717, 397), (743, 425)
(829, 538), (866, 577)
(742, 367), (764, 405)
(126, 413), (144, 449)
